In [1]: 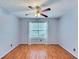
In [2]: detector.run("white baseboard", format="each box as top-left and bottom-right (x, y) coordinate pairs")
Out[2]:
(0, 44), (18, 59)
(19, 41), (58, 45)
(18, 43), (58, 45)
(59, 43), (77, 58)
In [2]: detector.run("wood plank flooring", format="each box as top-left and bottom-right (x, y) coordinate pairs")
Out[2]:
(1, 44), (77, 59)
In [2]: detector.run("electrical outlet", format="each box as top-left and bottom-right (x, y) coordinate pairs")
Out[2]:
(10, 44), (12, 47)
(73, 48), (76, 52)
(40, 39), (42, 42)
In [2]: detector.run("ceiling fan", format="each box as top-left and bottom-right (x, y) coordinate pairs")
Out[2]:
(25, 5), (51, 18)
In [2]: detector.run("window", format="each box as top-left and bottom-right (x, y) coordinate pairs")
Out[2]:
(29, 21), (48, 39)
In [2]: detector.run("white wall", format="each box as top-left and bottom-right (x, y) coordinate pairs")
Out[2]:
(19, 18), (58, 44)
(0, 8), (19, 58)
(58, 7), (78, 57)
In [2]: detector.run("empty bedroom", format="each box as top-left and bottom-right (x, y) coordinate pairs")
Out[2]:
(0, 0), (78, 59)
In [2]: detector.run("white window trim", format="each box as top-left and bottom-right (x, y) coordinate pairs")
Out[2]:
(28, 21), (48, 44)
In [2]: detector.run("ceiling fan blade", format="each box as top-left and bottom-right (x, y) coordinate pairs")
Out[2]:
(42, 8), (51, 12)
(25, 11), (34, 16)
(41, 13), (48, 18)
(28, 6), (33, 9)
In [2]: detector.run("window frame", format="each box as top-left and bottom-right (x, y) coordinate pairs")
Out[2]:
(29, 21), (48, 39)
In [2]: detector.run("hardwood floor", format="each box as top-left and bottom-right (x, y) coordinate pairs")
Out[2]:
(1, 44), (77, 59)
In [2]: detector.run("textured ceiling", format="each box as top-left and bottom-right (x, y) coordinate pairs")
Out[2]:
(0, 0), (77, 18)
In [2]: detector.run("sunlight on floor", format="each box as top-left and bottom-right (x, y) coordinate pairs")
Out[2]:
(28, 49), (47, 59)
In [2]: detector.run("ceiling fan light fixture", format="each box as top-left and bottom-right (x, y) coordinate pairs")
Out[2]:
(34, 6), (41, 17)
(35, 12), (41, 17)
